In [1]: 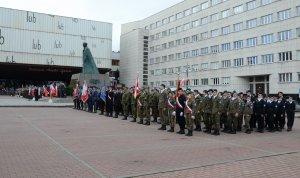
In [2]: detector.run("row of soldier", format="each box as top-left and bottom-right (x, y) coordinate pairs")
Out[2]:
(73, 84), (296, 136)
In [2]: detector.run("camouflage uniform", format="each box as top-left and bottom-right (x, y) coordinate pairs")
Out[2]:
(185, 96), (195, 136)
(227, 97), (240, 133)
(167, 95), (176, 132)
(194, 94), (204, 131)
(121, 89), (131, 119)
(203, 95), (213, 133)
(211, 96), (221, 134)
(219, 96), (230, 131)
(130, 92), (137, 122)
(158, 89), (168, 130)
(149, 90), (159, 122)
(139, 90), (151, 125)
(243, 100), (253, 133)
(237, 98), (245, 131)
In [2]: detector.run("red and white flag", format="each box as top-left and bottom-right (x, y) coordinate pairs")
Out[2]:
(43, 86), (49, 97)
(50, 84), (56, 97)
(81, 81), (89, 103)
(134, 76), (140, 99)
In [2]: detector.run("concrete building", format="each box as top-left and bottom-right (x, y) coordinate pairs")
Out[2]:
(120, 0), (300, 95)
(0, 7), (112, 83)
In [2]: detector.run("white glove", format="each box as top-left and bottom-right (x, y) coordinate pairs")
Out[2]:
(172, 111), (176, 116)
(180, 112), (183, 116)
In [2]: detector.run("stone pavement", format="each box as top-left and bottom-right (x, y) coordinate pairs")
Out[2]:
(0, 107), (299, 178)
(0, 96), (73, 107)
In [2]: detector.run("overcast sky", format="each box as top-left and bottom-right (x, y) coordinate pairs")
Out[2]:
(0, 0), (183, 51)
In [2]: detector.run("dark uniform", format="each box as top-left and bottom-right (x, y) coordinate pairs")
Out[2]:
(158, 89), (168, 130)
(113, 91), (122, 118)
(149, 90), (159, 122)
(121, 88), (131, 120)
(285, 99), (296, 131)
(106, 90), (114, 117)
(253, 98), (265, 132)
(194, 94), (204, 131)
(274, 99), (285, 131)
(203, 94), (213, 133)
(176, 93), (186, 134)
(265, 99), (276, 131)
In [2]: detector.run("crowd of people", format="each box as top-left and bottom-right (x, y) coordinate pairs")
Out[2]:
(73, 83), (297, 136)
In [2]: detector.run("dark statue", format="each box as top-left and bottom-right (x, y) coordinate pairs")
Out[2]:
(82, 42), (99, 75)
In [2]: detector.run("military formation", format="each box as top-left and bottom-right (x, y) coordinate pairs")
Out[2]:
(73, 84), (297, 136)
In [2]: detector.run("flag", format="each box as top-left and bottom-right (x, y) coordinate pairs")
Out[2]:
(134, 76), (140, 99)
(55, 85), (58, 97)
(50, 84), (56, 97)
(99, 87), (106, 102)
(43, 86), (49, 97)
(72, 85), (79, 98)
(81, 81), (89, 103)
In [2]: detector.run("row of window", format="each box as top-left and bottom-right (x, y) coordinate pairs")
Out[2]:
(149, 7), (298, 53)
(149, 28), (298, 64)
(146, 0), (275, 31)
(148, 3), (299, 44)
(149, 51), (297, 76)
(149, 72), (300, 87)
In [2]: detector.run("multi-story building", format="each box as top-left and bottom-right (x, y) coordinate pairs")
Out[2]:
(0, 7), (112, 84)
(120, 0), (300, 95)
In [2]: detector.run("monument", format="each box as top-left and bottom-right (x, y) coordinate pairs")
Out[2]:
(72, 42), (108, 87)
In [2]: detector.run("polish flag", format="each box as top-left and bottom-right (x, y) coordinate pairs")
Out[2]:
(134, 76), (140, 99)
(50, 84), (56, 97)
(43, 86), (49, 97)
(81, 82), (89, 103)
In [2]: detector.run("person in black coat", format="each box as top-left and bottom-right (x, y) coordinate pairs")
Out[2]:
(265, 96), (276, 132)
(285, 96), (296, 131)
(274, 97), (285, 131)
(253, 93), (265, 133)
(176, 88), (186, 134)
(106, 87), (114, 117)
(113, 89), (122, 118)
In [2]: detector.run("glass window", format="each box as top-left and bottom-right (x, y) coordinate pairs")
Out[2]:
(201, 78), (209, 85)
(211, 62), (219, 69)
(162, 18), (169, 25)
(212, 78), (220, 85)
(222, 77), (231, 85)
(176, 12), (183, 19)
(297, 6), (300, 16)
(201, 47), (209, 54)
(246, 0), (256, 11)
(246, 37), (257, 47)
(278, 9), (291, 20)
(183, 51), (190, 58)
(176, 39), (182, 46)
(169, 15), (175, 22)
(221, 43), (231, 51)
(193, 79), (199, 86)
(191, 35), (199, 42)
(201, 16), (209, 25)
(169, 28), (175, 35)
(211, 0), (221, 6)
(184, 9), (191, 16)
(221, 60), (231, 68)
(192, 5), (200, 13)
(246, 18), (257, 28)
(201, 1), (209, 10)
(234, 58), (244, 67)
(233, 40), (243, 49)
(222, 26), (230, 35)
(233, 22), (243, 32)
(261, 54), (274, 63)
(211, 29), (219, 37)
(176, 53), (182, 60)
(278, 30), (291, 41)
(211, 13), (219, 21)
(168, 41), (175, 48)
(279, 73), (293, 82)
(201, 63), (209, 69)
(176, 26), (182, 33)
(261, 34), (273, 44)
(261, 14), (273, 25)
(168, 54), (175, 61)
(183, 37), (190, 44)
(221, 9), (230, 18)
(211, 45), (219, 53)
(201, 32), (208, 39)
(191, 20), (200, 28)
(261, 0), (272, 5)
(234, 5), (244, 14)
(279, 51), (292, 61)
(247, 56), (258, 65)
(191, 49), (199, 57)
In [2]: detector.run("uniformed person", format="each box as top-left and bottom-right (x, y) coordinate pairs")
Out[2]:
(211, 89), (221, 135)
(158, 84), (168, 130)
(121, 87), (131, 120)
(253, 93), (265, 133)
(243, 96), (253, 134)
(149, 89), (159, 123)
(176, 88), (186, 134)
(203, 90), (213, 133)
(220, 91), (230, 132)
(185, 91), (195, 136)
(143, 87), (151, 125)
(285, 96), (296, 131)
(274, 96), (285, 131)
(167, 91), (176, 132)
(106, 87), (114, 117)
(227, 92), (240, 134)
(194, 90), (203, 132)
(130, 87), (138, 122)
(237, 93), (245, 131)
(113, 89), (122, 118)
(265, 96), (275, 132)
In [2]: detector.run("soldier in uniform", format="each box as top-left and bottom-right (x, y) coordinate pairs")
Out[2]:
(274, 96), (285, 131)
(158, 84), (168, 130)
(121, 87), (130, 120)
(194, 90), (203, 132)
(227, 92), (240, 134)
(203, 89), (213, 133)
(220, 91), (230, 132)
(244, 96), (254, 134)
(237, 93), (245, 131)
(253, 93), (265, 133)
(141, 87), (151, 125)
(265, 96), (276, 132)
(285, 96), (296, 131)
(211, 89), (221, 136)
(185, 91), (195, 136)
(130, 87), (137, 122)
(149, 89), (159, 123)
(167, 91), (176, 132)
(176, 88), (186, 134)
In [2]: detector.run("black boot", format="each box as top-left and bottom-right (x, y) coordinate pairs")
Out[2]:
(177, 128), (185, 134)
(230, 129), (236, 134)
(212, 129), (220, 136)
(167, 127), (174, 132)
(245, 129), (251, 134)
(152, 117), (157, 123)
(158, 125), (166, 130)
(186, 130), (193, 136)
(122, 116), (127, 120)
(138, 119), (143, 124)
(143, 121), (150, 126)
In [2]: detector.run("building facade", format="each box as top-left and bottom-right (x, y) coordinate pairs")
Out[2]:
(0, 7), (112, 83)
(120, 0), (300, 95)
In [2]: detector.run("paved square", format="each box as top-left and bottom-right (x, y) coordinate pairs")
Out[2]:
(0, 107), (299, 178)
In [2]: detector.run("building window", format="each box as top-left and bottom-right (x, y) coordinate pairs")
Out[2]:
(155, 33), (161, 40)
(233, 40), (243, 49)
(149, 58), (155, 64)
(261, 34), (274, 44)
(211, 62), (219, 69)
(212, 78), (220, 85)
(162, 30), (169, 37)
(155, 57), (161, 63)
(234, 5), (244, 14)
(162, 18), (169, 25)
(167, 68), (174, 74)
(156, 21), (161, 27)
(261, 54), (274, 63)
(201, 1), (209, 10)
(233, 22), (243, 32)
(246, 0), (256, 11)
(168, 54), (175, 61)
(162, 56), (168, 62)
(183, 37), (190, 44)
(201, 63), (209, 70)
(184, 9), (191, 16)
(169, 81), (175, 87)
(279, 73), (293, 82)
(246, 18), (257, 28)
(150, 23), (156, 30)
(221, 9), (230, 18)
(169, 15), (175, 22)
(192, 35), (199, 42)
(192, 64), (199, 72)
(298, 72), (300, 81)
(162, 68), (167, 74)
(221, 60), (231, 68)
(176, 12), (183, 19)
(211, 29), (219, 37)
(192, 5), (200, 13)
(169, 28), (175, 35)
(150, 70), (154, 76)
(176, 39), (182, 46)
(183, 23), (190, 31)
(162, 43), (167, 50)
(201, 32), (208, 39)
(247, 56), (258, 65)
(221, 43), (231, 51)
(278, 9), (291, 21)
(261, 0), (272, 5)
(234, 58), (244, 67)
(246, 37), (257, 47)
(211, 0), (221, 6)
(176, 53), (182, 60)
(279, 51), (292, 61)
(201, 47), (209, 55)
(211, 13), (219, 22)
(175, 26), (182, 33)
(193, 79), (199, 86)
(278, 30), (292, 41)
(191, 49), (199, 57)
(211, 45), (219, 53)
(222, 26), (230, 35)
(297, 6), (300, 16)
(222, 77), (231, 85)
(261, 14), (272, 25)
(297, 28), (300, 37)
(192, 20), (200, 28)
(201, 78), (209, 85)
(183, 51), (190, 58)
(201, 16), (209, 25)
(168, 41), (175, 48)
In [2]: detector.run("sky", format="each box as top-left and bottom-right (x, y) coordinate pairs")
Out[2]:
(0, 0), (183, 51)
